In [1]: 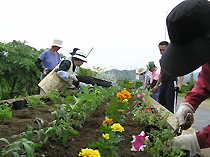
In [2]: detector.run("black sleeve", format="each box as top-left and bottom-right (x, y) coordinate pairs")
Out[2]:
(35, 58), (44, 72)
(58, 60), (71, 71)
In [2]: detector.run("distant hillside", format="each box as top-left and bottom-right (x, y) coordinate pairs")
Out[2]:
(104, 69), (136, 80)
(105, 69), (199, 84)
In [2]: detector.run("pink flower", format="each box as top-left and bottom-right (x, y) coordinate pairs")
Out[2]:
(131, 131), (148, 151)
(142, 97), (145, 101)
(137, 94), (141, 98)
(142, 93), (145, 95)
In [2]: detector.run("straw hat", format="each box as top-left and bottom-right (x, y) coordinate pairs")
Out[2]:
(51, 39), (63, 48)
(138, 68), (146, 75)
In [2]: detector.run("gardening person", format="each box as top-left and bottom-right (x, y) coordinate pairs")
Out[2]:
(67, 48), (91, 89)
(160, 0), (210, 156)
(152, 41), (184, 114)
(138, 67), (151, 91)
(35, 39), (63, 80)
(147, 61), (161, 102)
(38, 50), (87, 95)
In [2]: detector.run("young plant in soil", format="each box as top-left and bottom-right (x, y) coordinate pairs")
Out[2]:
(0, 102), (12, 120)
(27, 95), (46, 108)
(0, 132), (35, 157)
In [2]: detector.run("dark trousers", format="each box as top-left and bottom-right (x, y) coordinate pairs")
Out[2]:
(159, 81), (177, 113)
(150, 85), (161, 103)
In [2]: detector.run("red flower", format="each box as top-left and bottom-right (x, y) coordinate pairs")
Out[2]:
(143, 108), (152, 113)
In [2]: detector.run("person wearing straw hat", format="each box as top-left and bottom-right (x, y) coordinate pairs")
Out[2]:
(35, 39), (63, 80)
(161, 0), (210, 156)
(38, 50), (87, 94)
(138, 67), (151, 91)
(67, 48), (90, 89)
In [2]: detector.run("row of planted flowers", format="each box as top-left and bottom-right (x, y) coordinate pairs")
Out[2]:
(0, 84), (187, 157)
(0, 85), (121, 157)
(78, 87), (188, 157)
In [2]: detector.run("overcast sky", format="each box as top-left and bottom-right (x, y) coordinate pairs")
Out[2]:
(0, 0), (202, 72)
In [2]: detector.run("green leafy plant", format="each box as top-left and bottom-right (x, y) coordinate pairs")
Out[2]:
(46, 89), (64, 103)
(88, 121), (125, 157)
(27, 95), (46, 108)
(0, 102), (12, 120)
(144, 127), (186, 157)
(0, 133), (35, 157)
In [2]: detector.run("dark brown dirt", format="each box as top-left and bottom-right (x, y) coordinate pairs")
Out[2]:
(0, 97), (150, 157)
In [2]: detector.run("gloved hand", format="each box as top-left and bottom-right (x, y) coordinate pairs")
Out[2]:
(70, 74), (78, 82)
(43, 68), (53, 75)
(43, 68), (48, 75)
(173, 133), (200, 156)
(175, 103), (195, 131)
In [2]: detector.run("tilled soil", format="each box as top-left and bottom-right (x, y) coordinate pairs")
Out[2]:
(0, 97), (150, 157)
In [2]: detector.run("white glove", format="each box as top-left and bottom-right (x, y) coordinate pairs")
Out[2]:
(175, 103), (195, 131)
(173, 133), (200, 156)
(70, 74), (78, 82)
(43, 68), (48, 75)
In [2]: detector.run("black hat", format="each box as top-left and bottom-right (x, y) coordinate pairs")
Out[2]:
(161, 0), (210, 76)
(70, 48), (80, 55)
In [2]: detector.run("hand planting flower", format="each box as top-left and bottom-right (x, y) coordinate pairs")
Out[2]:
(111, 123), (125, 132)
(102, 133), (109, 140)
(131, 131), (148, 151)
(78, 148), (101, 157)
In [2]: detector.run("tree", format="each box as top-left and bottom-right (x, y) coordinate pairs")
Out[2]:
(0, 40), (41, 98)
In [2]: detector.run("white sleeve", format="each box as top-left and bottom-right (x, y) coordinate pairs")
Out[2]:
(57, 70), (70, 81)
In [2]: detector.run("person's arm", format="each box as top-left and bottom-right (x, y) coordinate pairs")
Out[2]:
(35, 58), (44, 72)
(175, 75), (184, 90)
(56, 60), (78, 82)
(151, 69), (162, 92)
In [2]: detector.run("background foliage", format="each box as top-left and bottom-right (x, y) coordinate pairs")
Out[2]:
(0, 40), (196, 100)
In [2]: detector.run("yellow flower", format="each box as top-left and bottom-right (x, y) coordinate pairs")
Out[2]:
(118, 109), (125, 113)
(122, 99), (128, 103)
(129, 81), (132, 84)
(102, 133), (109, 140)
(111, 123), (125, 132)
(102, 119), (113, 125)
(78, 148), (101, 157)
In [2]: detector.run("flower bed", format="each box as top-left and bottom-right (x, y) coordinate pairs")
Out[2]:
(0, 87), (188, 157)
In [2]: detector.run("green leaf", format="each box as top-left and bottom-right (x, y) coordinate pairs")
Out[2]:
(13, 152), (20, 157)
(22, 142), (34, 157)
(0, 138), (10, 145)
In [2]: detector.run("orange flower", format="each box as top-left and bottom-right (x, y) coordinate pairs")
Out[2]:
(121, 89), (131, 98)
(102, 119), (113, 125)
(116, 92), (127, 100)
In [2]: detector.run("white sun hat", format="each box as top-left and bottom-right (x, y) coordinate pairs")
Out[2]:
(51, 39), (63, 48)
(138, 68), (146, 75)
(72, 50), (87, 62)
